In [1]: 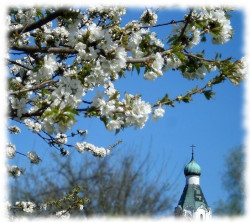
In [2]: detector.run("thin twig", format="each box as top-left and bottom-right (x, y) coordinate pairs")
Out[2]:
(143, 19), (185, 29)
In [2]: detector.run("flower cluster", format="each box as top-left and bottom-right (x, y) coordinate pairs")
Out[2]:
(39, 54), (58, 80)
(56, 210), (70, 218)
(24, 119), (42, 133)
(8, 126), (21, 134)
(152, 106), (165, 121)
(199, 8), (233, 44)
(10, 97), (27, 118)
(27, 151), (42, 164)
(140, 9), (158, 26)
(15, 201), (36, 213)
(92, 93), (152, 131)
(75, 142), (110, 157)
(55, 133), (68, 145)
(6, 143), (16, 159)
(7, 6), (247, 172)
(233, 57), (247, 80)
(144, 53), (164, 81)
(8, 165), (24, 178)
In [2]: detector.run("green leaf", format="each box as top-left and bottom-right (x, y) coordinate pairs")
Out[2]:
(174, 52), (186, 62)
(201, 36), (206, 42)
(167, 35), (178, 44)
(42, 107), (59, 119)
(215, 52), (219, 60)
(36, 9), (44, 19)
(212, 75), (225, 85)
(115, 128), (120, 135)
(203, 90), (216, 100)
(101, 116), (109, 126)
(65, 113), (76, 121)
(182, 94), (192, 103)
(41, 88), (51, 96)
(64, 106), (79, 115)
(134, 63), (141, 75)
(160, 94), (169, 104)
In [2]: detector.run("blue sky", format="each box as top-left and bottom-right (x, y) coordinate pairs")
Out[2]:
(8, 7), (245, 214)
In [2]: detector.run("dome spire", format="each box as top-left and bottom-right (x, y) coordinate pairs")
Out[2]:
(184, 145), (201, 176)
(190, 144), (196, 160)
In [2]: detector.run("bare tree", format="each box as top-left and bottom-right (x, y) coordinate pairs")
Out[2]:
(9, 148), (180, 217)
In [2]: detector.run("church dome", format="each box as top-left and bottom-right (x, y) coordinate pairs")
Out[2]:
(184, 158), (201, 176)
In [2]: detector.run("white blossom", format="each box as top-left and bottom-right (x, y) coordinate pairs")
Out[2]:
(8, 165), (23, 178)
(106, 119), (123, 131)
(55, 133), (68, 145)
(140, 9), (158, 26)
(77, 129), (88, 135)
(144, 71), (158, 81)
(24, 119), (41, 133)
(10, 97), (27, 118)
(6, 143), (16, 159)
(188, 27), (201, 49)
(40, 203), (47, 211)
(100, 100), (116, 116)
(15, 201), (36, 213)
(234, 57), (248, 80)
(75, 142), (85, 153)
(183, 64), (208, 80)
(199, 8), (232, 44)
(39, 54), (58, 79)
(75, 142), (110, 157)
(164, 55), (182, 71)
(152, 107), (165, 121)
(8, 126), (21, 134)
(56, 210), (70, 218)
(27, 151), (41, 164)
(144, 53), (164, 81)
(125, 96), (152, 129)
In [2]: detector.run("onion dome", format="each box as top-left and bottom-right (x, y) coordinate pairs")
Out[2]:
(184, 158), (201, 176)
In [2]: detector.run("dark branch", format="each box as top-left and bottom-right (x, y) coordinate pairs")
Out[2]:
(143, 19), (185, 29)
(9, 9), (69, 37)
(7, 59), (32, 70)
(10, 46), (78, 54)
(9, 79), (58, 96)
(177, 9), (194, 42)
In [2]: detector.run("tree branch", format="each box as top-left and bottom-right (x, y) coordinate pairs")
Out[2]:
(7, 59), (32, 70)
(10, 45), (226, 65)
(143, 19), (185, 29)
(9, 79), (58, 96)
(176, 9), (194, 42)
(9, 9), (69, 37)
(152, 73), (226, 108)
(10, 45), (78, 54)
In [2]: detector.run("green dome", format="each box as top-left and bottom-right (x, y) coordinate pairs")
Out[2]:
(184, 158), (201, 176)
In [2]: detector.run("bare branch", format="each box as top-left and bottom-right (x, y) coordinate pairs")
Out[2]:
(143, 19), (185, 29)
(10, 45), (78, 54)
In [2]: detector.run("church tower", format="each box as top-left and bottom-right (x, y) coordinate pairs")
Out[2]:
(174, 145), (211, 220)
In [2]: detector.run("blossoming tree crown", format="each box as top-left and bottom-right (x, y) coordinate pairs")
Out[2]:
(7, 6), (246, 175)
